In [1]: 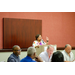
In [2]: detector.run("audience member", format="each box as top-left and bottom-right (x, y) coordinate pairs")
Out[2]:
(51, 51), (64, 62)
(32, 34), (49, 48)
(39, 45), (54, 62)
(62, 44), (74, 62)
(20, 47), (43, 62)
(7, 45), (21, 62)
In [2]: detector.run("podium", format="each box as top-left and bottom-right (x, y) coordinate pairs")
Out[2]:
(35, 45), (57, 56)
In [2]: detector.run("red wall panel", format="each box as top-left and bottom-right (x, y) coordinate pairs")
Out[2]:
(0, 12), (75, 49)
(3, 18), (42, 49)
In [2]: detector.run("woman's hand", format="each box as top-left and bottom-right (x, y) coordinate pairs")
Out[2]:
(46, 37), (49, 42)
(46, 37), (49, 45)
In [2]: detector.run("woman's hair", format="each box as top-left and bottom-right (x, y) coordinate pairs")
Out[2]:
(35, 34), (41, 40)
(51, 51), (64, 62)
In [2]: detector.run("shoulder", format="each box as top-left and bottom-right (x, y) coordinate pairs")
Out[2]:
(20, 57), (26, 62)
(33, 40), (38, 43)
(62, 50), (67, 57)
(8, 54), (14, 59)
(39, 51), (46, 56)
(20, 57), (36, 62)
(7, 54), (16, 62)
(62, 50), (65, 54)
(70, 51), (74, 56)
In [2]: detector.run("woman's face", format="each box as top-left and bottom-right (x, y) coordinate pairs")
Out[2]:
(37, 35), (42, 41)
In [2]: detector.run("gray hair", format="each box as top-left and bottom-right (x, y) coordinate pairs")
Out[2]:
(12, 45), (20, 50)
(65, 44), (71, 49)
(47, 45), (54, 50)
(27, 47), (36, 56)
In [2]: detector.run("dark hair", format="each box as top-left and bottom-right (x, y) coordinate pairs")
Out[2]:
(35, 34), (41, 40)
(51, 51), (64, 62)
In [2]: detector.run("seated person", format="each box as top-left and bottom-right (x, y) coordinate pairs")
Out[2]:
(7, 45), (21, 62)
(32, 34), (49, 48)
(62, 44), (74, 62)
(51, 51), (64, 62)
(39, 45), (54, 62)
(20, 47), (43, 62)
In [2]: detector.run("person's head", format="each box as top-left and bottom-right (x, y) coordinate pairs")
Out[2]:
(65, 44), (72, 54)
(47, 45), (54, 57)
(12, 45), (21, 56)
(35, 34), (42, 41)
(27, 47), (36, 59)
(51, 51), (64, 62)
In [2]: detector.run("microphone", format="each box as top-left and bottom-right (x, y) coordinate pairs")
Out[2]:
(41, 39), (45, 44)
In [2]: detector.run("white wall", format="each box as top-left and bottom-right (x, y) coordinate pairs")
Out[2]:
(0, 50), (75, 62)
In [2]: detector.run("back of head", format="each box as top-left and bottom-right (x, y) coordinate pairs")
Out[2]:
(51, 51), (64, 62)
(27, 47), (36, 56)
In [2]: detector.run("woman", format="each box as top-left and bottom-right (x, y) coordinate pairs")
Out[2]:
(32, 34), (49, 48)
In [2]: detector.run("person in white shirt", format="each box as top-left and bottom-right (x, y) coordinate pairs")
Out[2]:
(62, 44), (74, 62)
(39, 45), (54, 62)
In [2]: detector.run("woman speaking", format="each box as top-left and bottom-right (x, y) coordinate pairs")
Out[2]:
(32, 34), (49, 48)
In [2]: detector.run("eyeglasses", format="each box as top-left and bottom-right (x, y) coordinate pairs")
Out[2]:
(14, 49), (22, 51)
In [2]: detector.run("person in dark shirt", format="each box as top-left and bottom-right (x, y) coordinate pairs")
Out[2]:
(7, 45), (21, 62)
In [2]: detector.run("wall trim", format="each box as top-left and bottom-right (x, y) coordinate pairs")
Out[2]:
(57, 47), (75, 50)
(0, 47), (75, 52)
(0, 48), (27, 52)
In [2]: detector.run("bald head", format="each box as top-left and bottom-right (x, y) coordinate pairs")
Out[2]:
(12, 45), (20, 50)
(12, 45), (21, 56)
(65, 44), (71, 49)
(65, 44), (72, 54)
